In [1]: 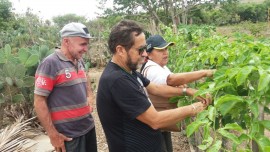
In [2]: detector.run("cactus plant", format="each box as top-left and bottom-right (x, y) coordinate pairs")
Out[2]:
(0, 45), (38, 103)
(0, 44), (51, 124)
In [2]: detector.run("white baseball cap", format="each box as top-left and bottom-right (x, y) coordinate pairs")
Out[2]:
(60, 22), (92, 38)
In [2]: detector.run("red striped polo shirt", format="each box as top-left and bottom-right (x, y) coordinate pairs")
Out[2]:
(34, 49), (94, 138)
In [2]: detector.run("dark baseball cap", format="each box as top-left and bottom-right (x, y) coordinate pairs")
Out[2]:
(60, 22), (92, 38)
(146, 35), (174, 52)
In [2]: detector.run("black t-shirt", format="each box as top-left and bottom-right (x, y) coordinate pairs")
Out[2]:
(97, 61), (162, 152)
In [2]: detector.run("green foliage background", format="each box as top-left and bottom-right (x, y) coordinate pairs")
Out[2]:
(164, 25), (270, 151)
(0, 0), (270, 151)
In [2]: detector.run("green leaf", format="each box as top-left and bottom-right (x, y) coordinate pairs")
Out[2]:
(239, 134), (250, 143)
(218, 129), (240, 144)
(18, 48), (30, 63)
(259, 120), (270, 130)
(3, 62), (16, 77)
(210, 54), (216, 65)
(236, 66), (254, 86)
(207, 140), (222, 152)
(0, 68), (3, 78)
(217, 55), (224, 66)
(223, 123), (243, 131)
(194, 88), (211, 97)
(254, 135), (270, 151)
(195, 82), (232, 97)
(177, 99), (187, 107)
(215, 94), (243, 107)
(5, 77), (13, 86)
(38, 38), (46, 42)
(0, 50), (6, 63)
(85, 62), (90, 71)
(227, 68), (240, 80)
(203, 123), (211, 139)
(12, 94), (25, 103)
(250, 102), (259, 119)
(39, 45), (50, 59)
(214, 82), (232, 91)
(186, 121), (205, 137)
(198, 136), (213, 150)
(264, 146), (270, 152)
(196, 110), (208, 121)
(14, 64), (26, 79)
(23, 76), (35, 87)
(25, 55), (39, 67)
(213, 68), (226, 81)
(14, 78), (24, 88)
(219, 100), (240, 116)
(208, 106), (216, 122)
(4, 44), (11, 56)
(169, 96), (181, 103)
(251, 123), (259, 136)
(258, 71), (270, 91)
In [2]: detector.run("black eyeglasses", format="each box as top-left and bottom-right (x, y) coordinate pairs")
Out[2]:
(134, 45), (147, 55)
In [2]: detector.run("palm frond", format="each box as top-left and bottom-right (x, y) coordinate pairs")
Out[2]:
(0, 116), (39, 152)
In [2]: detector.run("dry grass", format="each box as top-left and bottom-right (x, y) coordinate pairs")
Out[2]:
(216, 22), (270, 41)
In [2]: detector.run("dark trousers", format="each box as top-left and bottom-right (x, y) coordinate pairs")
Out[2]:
(65, 127), (97, 152)
(161, 131), (173, 152)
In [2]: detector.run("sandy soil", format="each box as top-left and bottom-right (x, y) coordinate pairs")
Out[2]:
(27, 135), (54, 152)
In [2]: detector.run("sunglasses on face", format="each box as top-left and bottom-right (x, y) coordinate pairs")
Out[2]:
(136, 45), (147, 55)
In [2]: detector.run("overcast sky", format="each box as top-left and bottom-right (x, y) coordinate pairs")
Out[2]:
(10, 0), (113, 20)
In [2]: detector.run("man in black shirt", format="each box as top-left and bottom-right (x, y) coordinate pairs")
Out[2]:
(96, 20), (212, 152)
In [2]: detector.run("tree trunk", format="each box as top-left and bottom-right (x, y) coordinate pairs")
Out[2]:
(181, 0), (188, 25)
(168, 0), (177, 34)
(149, 18), (158, 34)
(152, 11), (161, 24)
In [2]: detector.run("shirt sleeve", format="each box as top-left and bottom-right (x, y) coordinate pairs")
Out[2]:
(144, 65), (171, 85)
(34, 59), (56, 97)
(136, 72), (150, 87)
(111, 76), (151, 119)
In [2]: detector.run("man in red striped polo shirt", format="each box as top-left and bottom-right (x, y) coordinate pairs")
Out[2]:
(34, 22), (97, 152)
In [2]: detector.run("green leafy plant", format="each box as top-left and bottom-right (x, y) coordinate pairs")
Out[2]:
(0, 44), (52, 125)
(165, 25), (270, 151)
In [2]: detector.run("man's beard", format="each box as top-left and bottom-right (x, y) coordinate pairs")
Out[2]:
(126, 53), (140, 71)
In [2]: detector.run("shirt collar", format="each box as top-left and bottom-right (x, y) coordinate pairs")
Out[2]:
(146, 59), (168, 69)
(55, 49), (69, 61)
(147, 60), (160, 66)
